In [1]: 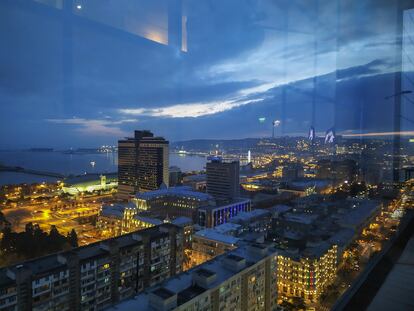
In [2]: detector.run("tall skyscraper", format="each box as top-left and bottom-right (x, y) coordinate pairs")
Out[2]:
(118, 130), (169, 199)
(206, 157), (240, 203)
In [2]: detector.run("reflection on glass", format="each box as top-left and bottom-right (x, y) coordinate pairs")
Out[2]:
(73, 0), (170, 45)
(33, 0), (63, 9)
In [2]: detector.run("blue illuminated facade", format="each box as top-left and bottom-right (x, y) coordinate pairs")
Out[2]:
(197, 199), (251, 228)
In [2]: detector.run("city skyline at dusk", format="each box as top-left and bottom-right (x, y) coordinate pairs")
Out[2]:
(1, 1), (414, 311)
(1, 0), (413, 148)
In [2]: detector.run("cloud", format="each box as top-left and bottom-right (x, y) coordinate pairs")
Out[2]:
(1, 0), (412, 148)
(343, 130), (414, 137)
(46, 118), (138, 136)
(336, 59), (393, 81)
(118, 98), (264, 118)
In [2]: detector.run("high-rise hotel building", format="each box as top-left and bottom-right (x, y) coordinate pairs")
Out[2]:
(118, 130), (169, 200)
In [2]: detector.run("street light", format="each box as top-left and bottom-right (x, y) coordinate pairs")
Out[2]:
(272, 120), (281, 138)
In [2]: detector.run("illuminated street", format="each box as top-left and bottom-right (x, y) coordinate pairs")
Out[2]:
(1, 189), (115, 246)
(318, 182), (412, 310)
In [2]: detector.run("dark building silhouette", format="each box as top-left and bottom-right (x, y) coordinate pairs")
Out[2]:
(317, 159), (358, 183)
(206, 158), (240, 203)
(168, 166), (182, 187)
(282, 163), (305, 181)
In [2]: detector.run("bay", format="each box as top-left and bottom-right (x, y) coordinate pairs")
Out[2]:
(0, 151), (206, 186)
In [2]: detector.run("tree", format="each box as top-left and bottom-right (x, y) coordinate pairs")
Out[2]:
(25, 222), (34, 236)
(0, 224), (76, 266)
(1, 227), (15, 253)
(48, 225), (66, 252)
(349, 181), (367, 196)
(0, 211), (10, 231)
(67, 229), (78, 248)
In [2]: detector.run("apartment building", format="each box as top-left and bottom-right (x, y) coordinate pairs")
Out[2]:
(108, 243), (279, 311)
(191, 228), (239, 265)
(0, 224), (183, 311)
(96, 202), (137, 237)
(277, 243), (337, 303)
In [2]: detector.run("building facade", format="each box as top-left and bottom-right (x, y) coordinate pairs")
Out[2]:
(118, 130), (169, 200)
(0, 224), (183, 311)
(282, 163), (304, 181)
(108, 243), (279, 311)
(229, 209), (272, 235)
(133, 186), (215, 221)
(168, 166), (182, 187)
(198, 199), (251, 228)
(316, 159), (357, 183)
(191, 229), (239, 265)
(62, 173), (118, 196)
(182, 174), (207, 191)
(277, 244), (337, 303)
(96, 203), (137, 237)
(206, 158), (240, 203)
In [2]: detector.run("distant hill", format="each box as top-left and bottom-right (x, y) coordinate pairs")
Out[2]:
(171, 138), (262, 151)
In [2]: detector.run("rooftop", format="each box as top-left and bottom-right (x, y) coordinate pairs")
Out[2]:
(196, 268), (216, 278)
(302, 241), (332, 259)
(212, 222), (241, 235)
(64, 172), (117, 186)
(229, 209), (271, 223)
(278, 241), (333, 260)
(288, 179), (332, 190)
(100, 202), (136, 218)
(177, 285), (205, 305)
(226, 254), (245, 262)
(328, 228), (356, 247)
(171, 216), (193, 227)
(338, 200), (379, 228)
(133, 215), (163, 226)
(198, 198), (251, 211)
(284, 213), (318, 225)
(152, 287), (176, 299)
(194, 229), (239, 245)
(183, 174), (207, 182)
(135, 186), (213, 202)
